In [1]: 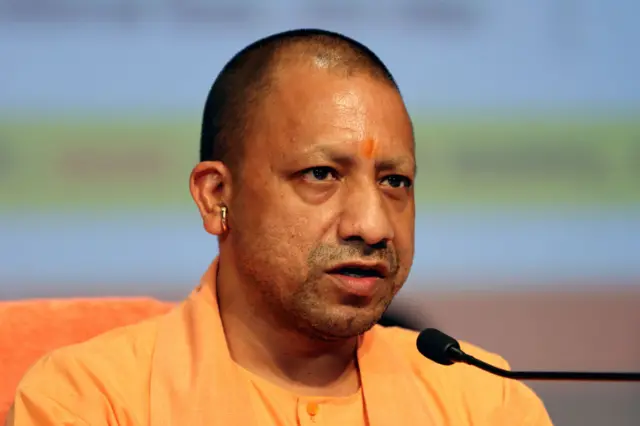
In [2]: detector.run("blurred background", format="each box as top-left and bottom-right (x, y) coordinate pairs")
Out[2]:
(1, 0), (639, 424)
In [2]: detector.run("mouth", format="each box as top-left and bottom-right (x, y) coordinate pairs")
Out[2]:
(325, 262), (389, 297)
(326, 262), (389, 279)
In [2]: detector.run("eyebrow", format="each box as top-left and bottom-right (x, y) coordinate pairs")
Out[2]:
(307, 146), (416, 175)
(377, 157), (417, 175)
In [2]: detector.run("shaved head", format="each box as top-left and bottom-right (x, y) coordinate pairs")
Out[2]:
(200, 29), (401, 176)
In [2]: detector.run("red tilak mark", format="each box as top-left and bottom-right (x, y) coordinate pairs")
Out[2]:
(360, 138), (376, 159)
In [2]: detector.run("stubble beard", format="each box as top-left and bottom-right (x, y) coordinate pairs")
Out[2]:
(284, 273), (398, 341)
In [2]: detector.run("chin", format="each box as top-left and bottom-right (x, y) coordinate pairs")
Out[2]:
(308, 305), (384, 340)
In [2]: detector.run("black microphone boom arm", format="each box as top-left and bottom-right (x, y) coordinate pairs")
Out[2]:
(417, 328), (640, 382)
(449, 346), (640, 382)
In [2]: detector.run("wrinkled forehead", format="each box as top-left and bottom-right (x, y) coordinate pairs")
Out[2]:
(253, 69), (414, 165)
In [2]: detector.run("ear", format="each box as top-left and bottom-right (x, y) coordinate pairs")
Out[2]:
(189, 161), (233, 236)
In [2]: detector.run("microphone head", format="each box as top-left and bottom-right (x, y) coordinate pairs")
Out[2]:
(416, 328), (462, 366)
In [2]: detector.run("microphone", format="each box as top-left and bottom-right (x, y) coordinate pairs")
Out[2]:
(416, 328), (640, 382)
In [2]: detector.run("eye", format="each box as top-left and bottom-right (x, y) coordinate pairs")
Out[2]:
(381, 175), (412, 189)
(301, 166), (339, 182)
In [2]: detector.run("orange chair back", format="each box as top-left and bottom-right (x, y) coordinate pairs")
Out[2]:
(0, 298), (174, 424)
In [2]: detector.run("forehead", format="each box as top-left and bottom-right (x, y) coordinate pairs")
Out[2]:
(251, 65), (414, 161)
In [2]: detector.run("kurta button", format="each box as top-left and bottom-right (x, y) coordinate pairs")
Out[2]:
(306, 401), (319, 417)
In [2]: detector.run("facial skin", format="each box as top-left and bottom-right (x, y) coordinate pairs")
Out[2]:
(191, 61), (415, 343)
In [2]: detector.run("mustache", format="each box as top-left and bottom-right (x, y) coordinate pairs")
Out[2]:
(308, 240), (399, 273)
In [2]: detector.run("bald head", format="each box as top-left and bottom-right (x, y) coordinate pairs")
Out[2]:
(199, 29), (401, 174)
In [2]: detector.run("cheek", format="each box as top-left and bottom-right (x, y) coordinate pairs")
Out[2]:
(239, 178), (332, 247)
(393, 215), (415, 273)
(232, 193), (317, 286)
(231, 174), (344, 285)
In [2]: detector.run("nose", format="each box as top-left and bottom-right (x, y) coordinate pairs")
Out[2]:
(337, 180), (394, 247)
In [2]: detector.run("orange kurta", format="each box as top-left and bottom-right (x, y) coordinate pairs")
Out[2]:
(7, 260), (552, 426)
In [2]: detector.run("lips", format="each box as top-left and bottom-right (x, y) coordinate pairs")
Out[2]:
(326, 262), (389, 279)
(325, 261), (390, 297)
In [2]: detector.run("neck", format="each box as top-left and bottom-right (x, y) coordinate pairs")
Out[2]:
(216, 256), (361, 397)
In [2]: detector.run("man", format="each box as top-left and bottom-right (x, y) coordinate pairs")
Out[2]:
(7, 29), (553, 425)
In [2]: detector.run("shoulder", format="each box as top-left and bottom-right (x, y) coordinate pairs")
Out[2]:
(375, 325), (508, 365)
(374, 325), (510, 389)
(373, 325), (552, 425)
(11, 316), (163, 425)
